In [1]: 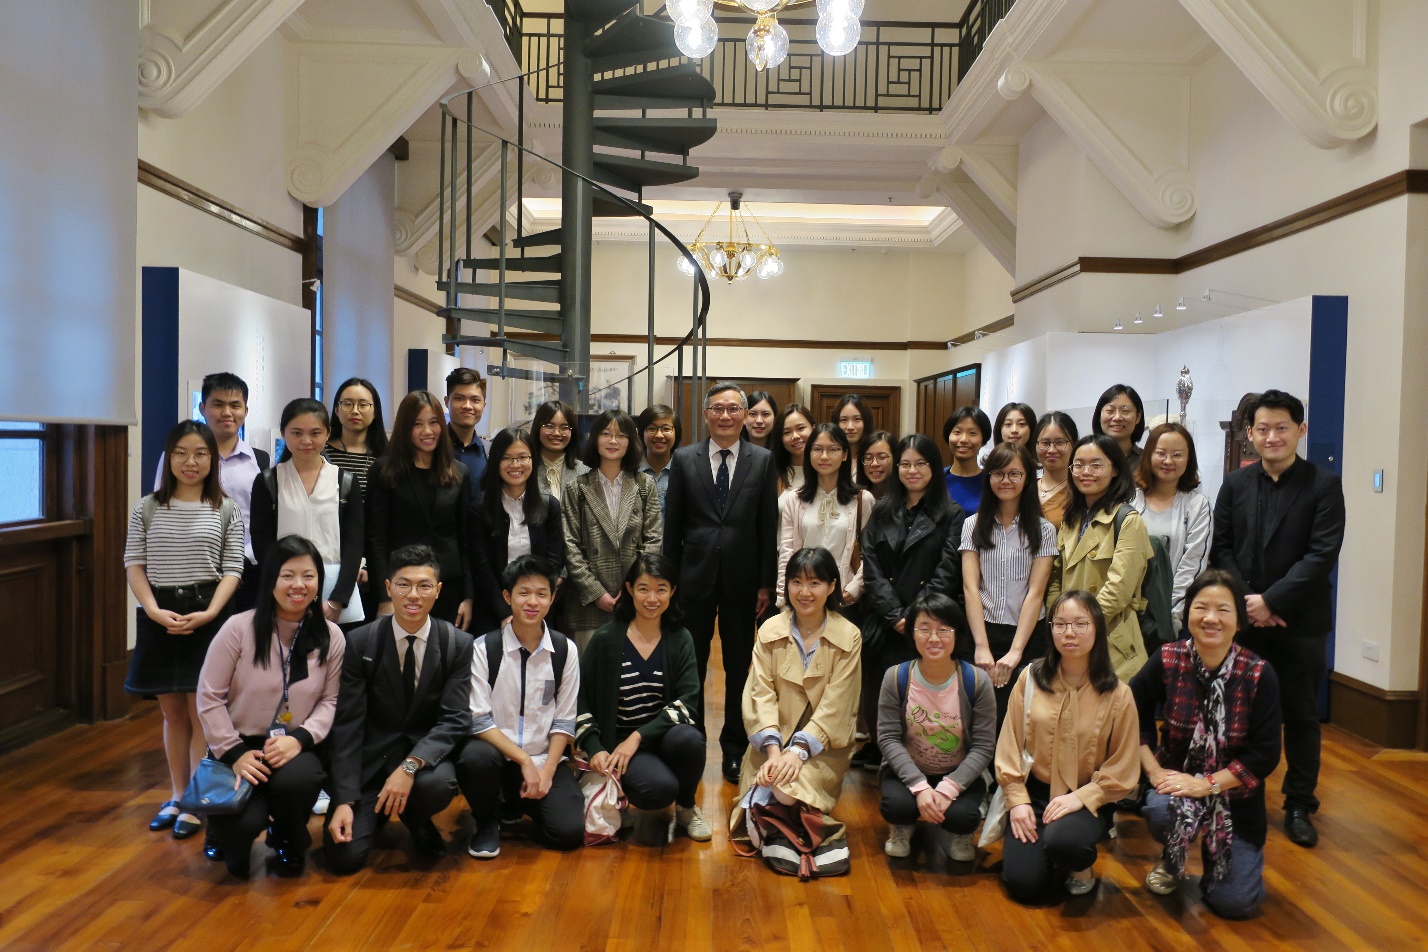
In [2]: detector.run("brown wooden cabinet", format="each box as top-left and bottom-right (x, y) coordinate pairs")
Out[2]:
(915, 364), (982, 466)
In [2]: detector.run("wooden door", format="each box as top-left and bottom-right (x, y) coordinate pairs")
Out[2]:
(915, 363), (982, 466)
(807, 384), (902, 437)
(666, 376), (799, 446)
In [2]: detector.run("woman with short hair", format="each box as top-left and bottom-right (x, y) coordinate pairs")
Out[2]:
(1132, 422), (1212, 634)
(1092, 384), (1147, 472)
(943, 406), (990, 515)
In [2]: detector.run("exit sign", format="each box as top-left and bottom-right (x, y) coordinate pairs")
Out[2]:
(839, 360), (873, 379)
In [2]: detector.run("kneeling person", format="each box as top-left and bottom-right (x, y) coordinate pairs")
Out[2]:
(324, 545), (474, 872)
(457, 556), (583, 858)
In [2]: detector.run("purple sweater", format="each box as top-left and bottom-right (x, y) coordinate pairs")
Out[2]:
(197, 610), (345, 762)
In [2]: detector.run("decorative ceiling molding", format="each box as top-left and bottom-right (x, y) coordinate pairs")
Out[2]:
(139, 0), (305, 118)
(917, 171), (1017, 272)
(998, 60), (1196, 226)
(934, 144), (1019, 225)
(1177, 0), (1377, 148)
(285, 41), (484, 206)
(395, 140), (503, 253)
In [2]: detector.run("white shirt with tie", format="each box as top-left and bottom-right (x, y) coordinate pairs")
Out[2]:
(393, 615), (431, 682)
(708, 438), (741, 484)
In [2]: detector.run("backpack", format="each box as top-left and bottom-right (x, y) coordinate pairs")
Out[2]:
(363, 616), (459, 685)
(482, 628), (570, 698)
(140, 493), (237, 538)
(260, 466), (357, 516)
(1113, 505), (1174, 652)
(895, 659), (976, 710)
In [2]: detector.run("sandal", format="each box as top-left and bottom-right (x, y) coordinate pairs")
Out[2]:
(149, 800), (180, 832)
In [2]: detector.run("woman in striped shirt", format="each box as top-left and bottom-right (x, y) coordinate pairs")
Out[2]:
(322, 377), (387, 495)
(124, 420), (246, 839)
(960, 442), (1058, 729)
(575, 554), (709, 841)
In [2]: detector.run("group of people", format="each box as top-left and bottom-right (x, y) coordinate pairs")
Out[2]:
(125, 371), (1344, 918)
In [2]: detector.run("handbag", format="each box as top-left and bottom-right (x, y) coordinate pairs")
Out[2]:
(177, 756), (253, 816)
(575, 759), (626, 846)
(850, 493), (865, 574)
(978, 668), (1036, 848)
(748, 801), (850, 881)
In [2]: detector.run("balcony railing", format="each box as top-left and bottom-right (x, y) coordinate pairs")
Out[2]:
(958, 0), (1014, 81)
(524, 14), (973, 114)
(490, 0), (524, 65)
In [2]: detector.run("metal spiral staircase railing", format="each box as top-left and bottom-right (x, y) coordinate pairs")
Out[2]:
(435, 0), (719, 436)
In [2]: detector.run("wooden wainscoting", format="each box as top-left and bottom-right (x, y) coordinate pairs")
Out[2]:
(1329, 671), (1420, 749)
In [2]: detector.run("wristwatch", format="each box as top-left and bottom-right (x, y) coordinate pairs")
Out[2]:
(1207, 776), (1222, 795)
(400, 757), (421, 776)
(787, 743), (810, 762)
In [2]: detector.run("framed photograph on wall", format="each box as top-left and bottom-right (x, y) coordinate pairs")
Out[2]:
(588, 356), (637, 413)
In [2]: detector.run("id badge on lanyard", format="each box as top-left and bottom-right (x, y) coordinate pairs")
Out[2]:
(269, 639), (294, 737)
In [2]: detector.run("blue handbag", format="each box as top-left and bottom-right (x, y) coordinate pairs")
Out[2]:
(178, 756), (253, 815)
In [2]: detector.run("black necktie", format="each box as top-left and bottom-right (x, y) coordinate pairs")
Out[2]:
(716, 449), (731, 510)
(402, 636), (418, 705)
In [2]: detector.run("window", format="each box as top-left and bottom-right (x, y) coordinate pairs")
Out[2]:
(312, 207), (325, 401)
(0, 422), (45, 524)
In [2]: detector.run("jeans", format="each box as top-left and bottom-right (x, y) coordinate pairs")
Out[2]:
(1143, 790), (1266, 919)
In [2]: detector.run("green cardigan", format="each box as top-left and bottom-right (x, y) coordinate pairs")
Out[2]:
(574, 620), (701, 756)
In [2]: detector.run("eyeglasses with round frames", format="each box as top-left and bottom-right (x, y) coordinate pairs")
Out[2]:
(1036, 438), (1070, 450)
(1151, 450), (1187, 463)
(391, 580), (437, 596)
(863, 452), (892, 464)
(809, 445), (844, 457)
(540, 423), (572, 434)
(990, 470), (1026, 483)
(337, 400), (374, 412)
(898, 460), (932, 471)
(912, 626), (956, 639)
(1050, 620), (1094, 634)
(170, 449), (211, 463)
(1071, 460), (1108, 474)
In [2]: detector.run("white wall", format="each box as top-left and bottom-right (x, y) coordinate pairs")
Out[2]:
(0, 0), (137, 425)
(325, 154), (397, 404)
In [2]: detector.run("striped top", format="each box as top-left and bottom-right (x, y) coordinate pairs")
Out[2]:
(959, 514), (1058, 626)
(322, 446), (378, 495)
(124, 497), (246, 587)
(615, 638), (666, 734)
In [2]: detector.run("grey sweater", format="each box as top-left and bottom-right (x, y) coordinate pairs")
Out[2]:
(876, 661), (998, 793)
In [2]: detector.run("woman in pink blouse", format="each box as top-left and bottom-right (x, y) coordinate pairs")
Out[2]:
(197, 535), (345, 878)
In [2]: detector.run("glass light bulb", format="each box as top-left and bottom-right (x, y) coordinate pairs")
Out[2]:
(742, 0), (781, 13)
(674, 16), (718, 58)
(768, 256), (784, 277)
(756, 257), (776, 279)
(816, 13), (860, 56)
(816, 0), (864, 17)
(707, 246), (728, 269)
(668, 0), (713, 27)
(764, 22), (789, 68)
(739, 249), (758, 270)
(676, 254), (697, 276)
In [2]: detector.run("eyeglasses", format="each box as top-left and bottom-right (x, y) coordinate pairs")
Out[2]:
(501, 455), (533, 466)
(645, 425), (676, 436)
(1036, 439), (1070, 450)
(600, 432), (630, 442)
(912, 626), (955, 639)
(863, 453), (892, 465)
(337, 400), (374, 412)
(1071, 460), (1108, 474)
(171, 450), (211, 463)
(391, 580), (437, 596)
(1151, 450), (1187, 463)
(1103, 405), (1138, 419)
(898, 460), (931, 471)
(705, 404), (746, 417)
(540, 423), (572, 434)
(448, 395), (484, 407)
(990, 470), (1026, 483)
(809, 446), (844, 457)
(1051, 620), (1094, 634)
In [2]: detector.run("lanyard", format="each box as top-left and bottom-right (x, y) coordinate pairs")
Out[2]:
(273, 637), (294, 725)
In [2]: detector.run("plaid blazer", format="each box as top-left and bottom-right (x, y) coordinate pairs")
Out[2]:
(561, 469), (663, 631)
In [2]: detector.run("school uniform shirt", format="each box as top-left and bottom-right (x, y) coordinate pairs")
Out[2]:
(469, 623), (581, 767)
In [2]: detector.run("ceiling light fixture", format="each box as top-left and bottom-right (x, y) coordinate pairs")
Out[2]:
(1152, 304), (1164, 318)
(675, 190), (783, 283)
(1113, 318), (1124, 331)
(1175, 297), (1187, 310)
(671, 0), (862, 71)
(1133, 311), (1143, 325)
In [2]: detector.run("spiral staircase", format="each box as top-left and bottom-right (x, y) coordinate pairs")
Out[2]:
(434, 0), (719, 416)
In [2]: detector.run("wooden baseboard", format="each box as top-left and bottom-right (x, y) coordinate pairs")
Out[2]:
(1329, 671), (1420, 749)
(101, 658), (132, 721)
(0, 708), (78, 756)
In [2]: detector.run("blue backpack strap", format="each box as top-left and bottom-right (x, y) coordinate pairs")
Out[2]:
(896, 660), (913, 709)
(960, 660), (975, 701)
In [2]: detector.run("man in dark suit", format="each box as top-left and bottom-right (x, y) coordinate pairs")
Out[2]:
(323, 544), (474, 871)
(1211, 390), (1345, 848)
(663, 382), (780, 783)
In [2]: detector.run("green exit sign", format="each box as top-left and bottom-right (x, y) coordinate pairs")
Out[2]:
(839, 360), (873, 379)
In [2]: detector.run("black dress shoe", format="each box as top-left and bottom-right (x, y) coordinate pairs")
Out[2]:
(273, 845), (307, 877)
(172, 815), (203, 840)
(1285, 808), (1318, 847)
(722, 757), (740, 785)
(149, 800), (179, 832)
(204, 844), (226, 862)
(410, 821), (448, 858)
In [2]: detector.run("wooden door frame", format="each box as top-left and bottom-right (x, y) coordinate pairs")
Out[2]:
(807, 383), (902, 435)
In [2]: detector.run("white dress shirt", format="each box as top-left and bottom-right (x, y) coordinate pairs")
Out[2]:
(597, 468), (625, 516)
(501, 490), (532, 560)
(393, 614), (431, 682)
(708, 438), (741, 483)
(469, 623), (580, 766)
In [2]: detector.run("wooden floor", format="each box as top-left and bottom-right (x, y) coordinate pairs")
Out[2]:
(3, 652), (1428, 952)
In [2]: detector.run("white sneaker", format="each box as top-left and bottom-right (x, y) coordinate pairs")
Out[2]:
(1065, 869), (1097, 896)
(884, 824), (914, 858)
(854, 730), (870, 743)
(312, 789), (330, 816)
(675, 806), (712, 841)
(947, 832), (976, 862)
(1145, 859), (1179, 895)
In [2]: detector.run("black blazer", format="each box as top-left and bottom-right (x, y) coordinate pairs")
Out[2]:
(249, 465), (364, 607)
(365, 460), (479, 603)
(1210, 457), (1345, 637)
(327, 616), (474, 806)
(471, 492), (564, 631)
(662, 439), (779, 593)
(860, 501), (968, 647)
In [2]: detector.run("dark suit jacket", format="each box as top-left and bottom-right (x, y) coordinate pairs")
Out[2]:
(365, 461), (479, 602)
(327, 616), (475, 806)
(860, 500), (968, 646)
(1210, 457), (1346, 637)
(249, 465), (364, 606)
(662, 439), (779, 594)
(471, 493), (564, 631)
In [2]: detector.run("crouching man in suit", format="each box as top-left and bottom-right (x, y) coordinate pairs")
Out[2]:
(323, 544), (474, 871)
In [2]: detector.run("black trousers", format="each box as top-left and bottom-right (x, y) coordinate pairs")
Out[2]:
(322, 760), (460, 875)
(207, 741), (325, 877)
(683, 579), (759, 762)
(455, 738), (584, 850)
(230, 561), (261, 614)
(984, 621), (1047, 733)
(1238, 629), (1327, 812)
(879, 774), (987, 835)
(1001, 779), (1112, 903)
(620, 724), (706, 811)
(860, 623), (918, 731)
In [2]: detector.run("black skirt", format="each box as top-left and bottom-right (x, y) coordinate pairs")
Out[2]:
(125, 582), (233, 697)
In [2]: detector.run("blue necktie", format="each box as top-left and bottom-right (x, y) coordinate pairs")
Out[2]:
(716, 449), (731, 510)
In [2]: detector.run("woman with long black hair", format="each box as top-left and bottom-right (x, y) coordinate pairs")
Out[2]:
(743, 391), (779, 448)
(772, 403), (816, 493)
(833, 393), (875, 479)
(531, 399), (587, 503)
(323, 377), (388, 495)
(472, 427), (563, 632)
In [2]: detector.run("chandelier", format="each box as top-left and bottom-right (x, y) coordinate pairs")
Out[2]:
(677, 191), (785, 283)
(668, 0), (864, 72)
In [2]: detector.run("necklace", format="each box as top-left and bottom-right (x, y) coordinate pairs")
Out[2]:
(1039, 477), (1067, 499)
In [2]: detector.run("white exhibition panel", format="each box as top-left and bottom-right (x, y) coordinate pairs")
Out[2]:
(176, 269), (311, 456)
(979, 298), (1314, 504)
